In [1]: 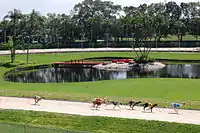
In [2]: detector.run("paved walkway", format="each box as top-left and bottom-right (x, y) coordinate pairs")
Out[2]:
(0, 47), (200, 55)
(0, 96), (200, 125)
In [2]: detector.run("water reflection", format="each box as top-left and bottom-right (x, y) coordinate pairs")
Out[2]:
(5, 64), (200, 83)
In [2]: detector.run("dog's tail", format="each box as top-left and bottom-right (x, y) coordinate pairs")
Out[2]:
(135, 101), (142, 105)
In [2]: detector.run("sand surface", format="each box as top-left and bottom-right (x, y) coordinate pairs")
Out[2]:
(0, 96), (199, 125)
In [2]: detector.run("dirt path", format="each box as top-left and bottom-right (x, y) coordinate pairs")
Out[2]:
(0, 96), (199, 125)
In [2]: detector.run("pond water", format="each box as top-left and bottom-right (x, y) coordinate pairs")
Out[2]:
(4, 64), (200, 83)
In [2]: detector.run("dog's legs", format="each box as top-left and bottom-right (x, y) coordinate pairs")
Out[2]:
(143, 107), (146, 112)
(34, 99), (37, 105)
(129, 104), (132, 108)
(92, 101), (96, 107)
(131, 105), (133, 110)
(96, 105), (99, 110)
(35, 98), (39, 104)
(173, 107), (178, 114)
(117, 104), (121, 109)
(37, 98), (41, 104)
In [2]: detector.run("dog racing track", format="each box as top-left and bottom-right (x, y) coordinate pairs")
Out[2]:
(0, 96), (199, 125)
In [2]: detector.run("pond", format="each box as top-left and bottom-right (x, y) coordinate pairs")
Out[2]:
(4, 64), (200, 83)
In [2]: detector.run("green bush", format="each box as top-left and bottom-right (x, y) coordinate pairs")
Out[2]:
(134, 54), (155, 64)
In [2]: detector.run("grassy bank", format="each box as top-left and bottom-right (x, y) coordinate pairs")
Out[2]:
(1, 52), (200, 63)
(0, 52), (200, 109)
(0, 109), (200, 133)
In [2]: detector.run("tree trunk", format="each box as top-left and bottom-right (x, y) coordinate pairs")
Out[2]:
(177, 35), (181, 49)
(180, 34), (183, 42)
(4, 30), (7, 43)
(117, 37), (119, 42)
(195, 36), (198, 47)
(90, 28), (93, 42)
(12, 19), (17, 63)
(11, 50), (15, 63)
(26, 48), (29, 64)
(158, 35), (162, 42)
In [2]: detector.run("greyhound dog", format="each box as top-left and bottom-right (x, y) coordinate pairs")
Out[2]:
(92, 98), (106, 109)
(34, 95), (45, 105)
(143, 103), (158, 112)
(128, 100), (142, 110)
(109, 100), (123, 109)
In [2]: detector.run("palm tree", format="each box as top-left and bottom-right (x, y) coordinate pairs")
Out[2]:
(1, 20), (9, 43)
(4, 9), (22, 63)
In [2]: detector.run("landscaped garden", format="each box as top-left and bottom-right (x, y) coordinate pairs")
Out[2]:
(1, 52), (200, 109)
(1, 52), (200, 133)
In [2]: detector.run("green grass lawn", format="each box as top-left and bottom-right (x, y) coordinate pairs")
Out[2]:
(122, 35), (200, 41)
(0, 109), (200, 133)
(0, 52), (200, 109)
(160, 35), (200, 41)
(0, 123), (68, 133)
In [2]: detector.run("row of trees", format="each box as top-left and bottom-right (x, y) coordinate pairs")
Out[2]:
(0, 0), (200, 63)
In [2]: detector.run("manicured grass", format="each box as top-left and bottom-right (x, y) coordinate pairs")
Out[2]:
(160, 35), (200, 41)
(1, 52), (200, 64)
(121, 35), (200, 41)
(0, 52), (200, 109)
(0, 109), (200, 133)
(1, 78), (200, 109)
(0, 123), (67, 133)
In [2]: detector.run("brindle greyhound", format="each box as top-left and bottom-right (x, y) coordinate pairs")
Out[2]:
(34, 95), (45, 105)
(109, 100), (122, 109)
(128, 100), (142, 110)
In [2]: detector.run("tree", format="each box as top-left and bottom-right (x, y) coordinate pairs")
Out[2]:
(0, 20), (10, 43)
(3, 37), (15, 63)
(58, 14), (74, 44)
(47, 13), (61, 45)
(72, 0), (121, 42)
(190, 18), (200, 41)
(126, 14), (155, 63)
(3, 9), (22, 62)
(148, 3), (169, 42)
(110, 18), (124, 42)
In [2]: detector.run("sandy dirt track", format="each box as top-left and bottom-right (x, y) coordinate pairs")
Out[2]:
(0, 96), (199, 125)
